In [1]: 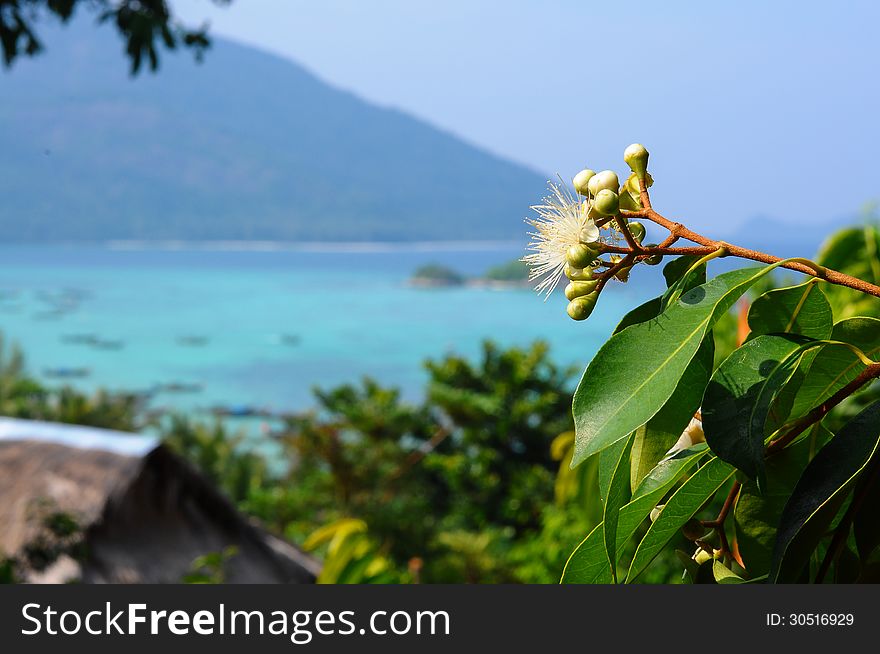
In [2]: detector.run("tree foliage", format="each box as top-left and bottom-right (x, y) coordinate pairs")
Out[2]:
(0, 0), (230, 74)
(269, 342), (595, 583)
(547, 144), (880, 584)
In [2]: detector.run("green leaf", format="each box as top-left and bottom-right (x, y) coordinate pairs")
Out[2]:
(734, 433), (819, 577)
(560, 523), (613, 584)
(763, 348), (821, 435)
(712, 560), (747, 584)
(614, 297), (662, 335)
(853, 466), (880, 561)
(561, 447), (705, 583)
(815, 224), (880, 319)
(598, 437), (629, 503)
(613, 255), (707, 335)
(789, 318), (880, 417)
(748, 280), (832, 340)
(662, 255), (710, 307)
(626, 457), (735, 582)
(748, 342), (832, 447)
(630, 337), (714, 490)
(663, 255), (708, 289)
(572, 265), (782, 466)
(702, 335), (807, 484)
(770, 401), (880, 583)
(603, 433), (634, 583)
(633, 443), (707, 499)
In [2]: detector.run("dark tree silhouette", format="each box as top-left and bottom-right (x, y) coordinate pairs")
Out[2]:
(0, 0), (231, 74)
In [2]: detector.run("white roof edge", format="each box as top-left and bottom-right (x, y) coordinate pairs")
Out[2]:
(0, 417), (158, 456)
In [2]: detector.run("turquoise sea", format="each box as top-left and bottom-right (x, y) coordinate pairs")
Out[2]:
(0, 244), (659, 418)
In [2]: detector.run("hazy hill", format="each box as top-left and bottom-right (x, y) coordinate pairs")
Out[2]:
(0, 21), (546, 242)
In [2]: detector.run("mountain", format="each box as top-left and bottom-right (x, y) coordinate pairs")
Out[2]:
(0, 21), (546, 242)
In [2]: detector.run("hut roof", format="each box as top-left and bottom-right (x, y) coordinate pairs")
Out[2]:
(0, 431), (319, 584)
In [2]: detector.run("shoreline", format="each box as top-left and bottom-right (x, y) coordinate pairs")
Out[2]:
(0, 240), (526, 254)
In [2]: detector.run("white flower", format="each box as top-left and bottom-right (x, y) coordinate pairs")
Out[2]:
(667, 416), (706, 455)
(521, 181), (602, 299)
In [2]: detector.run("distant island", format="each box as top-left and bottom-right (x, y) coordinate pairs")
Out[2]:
(410, 260), (530, 288)
(1, 20), (546, 243)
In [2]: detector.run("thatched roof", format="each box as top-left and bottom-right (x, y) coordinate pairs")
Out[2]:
(0, 437), (320, 584)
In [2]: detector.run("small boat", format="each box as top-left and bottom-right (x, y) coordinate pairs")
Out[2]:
(92, 339), (125, 351)
(176, 335), (209, 347)
(154, 382), (204, 394)
(32, 310), (65, 321)
(280, 333), (301, 346)
(61, 333), (99, 345)
(43, 367), (90, 379)
(211, 405), (269, 418)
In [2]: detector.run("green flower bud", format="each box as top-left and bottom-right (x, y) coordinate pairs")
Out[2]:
(564, 263), (595, 281)
(624, 171), (654, 194)
(567, 243), (597, 269)
(623, 143), (649, 179)
(642, 243), (663, 266)
(682, 519), (707, 541)
(572, 169), (596, 196)
(566, 292), (598, 321)
(592, 189), (619, 217)
(627, 221), (646, 242)
(582, 201), (604, 222)
(618, 189), (641, 211)
(587, 169), (619, 197)
(564, 279), (599, 300)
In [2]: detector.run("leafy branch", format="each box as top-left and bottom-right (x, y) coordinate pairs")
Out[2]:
(542, 144), (880, 584)
(602, 178), (880, 299)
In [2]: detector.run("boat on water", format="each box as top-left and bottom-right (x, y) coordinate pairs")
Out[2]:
(176, 335), (209, 347)
(61, 334), (124, 350)
(32, 310), (66, 321)
(92, 339), (125, 351)
(153, 381), (204, 394)
(211, 404), (271, 418)
(269, 333), (301, 346)
(61, 333), (99, 345)
(43, 367), (90, 379)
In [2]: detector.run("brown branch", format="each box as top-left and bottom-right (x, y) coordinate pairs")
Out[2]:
(615, 215), (643, 251)
(616, 206), (880, 299)
(766, 363), (880, 455)
(585, 176), (879, 298)
(699, 481), (741, 558)
(596, 253), (635, 290)
(603, 244), (713, 257)
(701, 481), (741, 530)
(638, 177), (653, 210)
(658, 234), (679, 249)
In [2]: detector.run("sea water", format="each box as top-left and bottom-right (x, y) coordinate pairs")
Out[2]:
(0, 244), (659, 418)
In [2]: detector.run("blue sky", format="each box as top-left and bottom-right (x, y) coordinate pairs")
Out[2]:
(171, 0), (879, 233)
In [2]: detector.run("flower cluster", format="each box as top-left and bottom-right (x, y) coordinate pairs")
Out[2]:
(522, 144), (659, 321)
